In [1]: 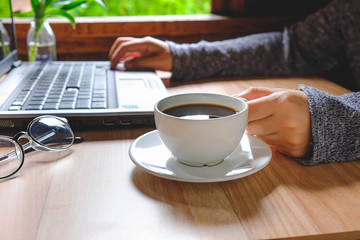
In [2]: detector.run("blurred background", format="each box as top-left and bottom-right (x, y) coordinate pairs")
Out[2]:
(10, 0), (211, 16)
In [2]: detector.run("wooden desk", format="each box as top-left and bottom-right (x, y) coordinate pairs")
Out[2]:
(0, 76), (359, 240)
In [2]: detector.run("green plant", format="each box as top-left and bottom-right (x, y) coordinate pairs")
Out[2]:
(28, 0), (106, 61)
(67, 0), (211, 16)
(14, 0), (211, 17)
(0, 21), (10, 57)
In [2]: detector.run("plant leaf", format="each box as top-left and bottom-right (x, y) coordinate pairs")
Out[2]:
(45, 10), (76, 28)
(13, 10), (33, 17)
(44, 0), (57, 7)
(30, 0), (40, 10)
(30, 0), (42, 18)
(52, 0), (72, 6)
(93, 0), (107, 9)
(60, 0), (87, 10)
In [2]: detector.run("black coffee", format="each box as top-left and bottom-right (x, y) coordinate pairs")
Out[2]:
(163, 103), (237, 119)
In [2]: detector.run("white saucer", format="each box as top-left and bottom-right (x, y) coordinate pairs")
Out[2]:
(129, 130), (272, 183)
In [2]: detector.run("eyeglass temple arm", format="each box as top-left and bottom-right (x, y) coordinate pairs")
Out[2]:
(0, 136), (84, 163)
(23, 136), (84, 153)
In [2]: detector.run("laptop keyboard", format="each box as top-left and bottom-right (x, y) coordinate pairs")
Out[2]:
(8, 62), (108, 111)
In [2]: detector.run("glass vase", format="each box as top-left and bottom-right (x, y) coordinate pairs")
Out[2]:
(0, 20), (10, 58)
(27, 19), (57, 62)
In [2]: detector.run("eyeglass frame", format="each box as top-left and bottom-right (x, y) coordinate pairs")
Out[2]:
(0, 115), (78, 180)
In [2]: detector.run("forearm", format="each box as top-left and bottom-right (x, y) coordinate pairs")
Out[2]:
(167, 32), (293, 80)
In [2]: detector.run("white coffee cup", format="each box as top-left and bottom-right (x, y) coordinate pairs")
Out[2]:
(154, 93), (248, 167)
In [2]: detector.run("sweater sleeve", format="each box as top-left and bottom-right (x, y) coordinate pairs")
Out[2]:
(167, 32), (292, 80)
(295, 85), (360, 165)
(167, 0), (345, 81)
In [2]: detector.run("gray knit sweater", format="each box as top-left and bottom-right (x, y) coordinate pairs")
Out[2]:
(167, 0), (360, 165)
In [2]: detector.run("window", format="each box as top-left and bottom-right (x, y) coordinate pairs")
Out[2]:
(12, 0), (211, 17)
(11, 0), (330, 61)
(71, 0), (211, 16)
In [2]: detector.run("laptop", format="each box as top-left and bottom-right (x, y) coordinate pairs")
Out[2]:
(0, 0), (167, 130)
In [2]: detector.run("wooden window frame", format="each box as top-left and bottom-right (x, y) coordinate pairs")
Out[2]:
(15, 0), (321, 61)
(14, 14), (294, 61)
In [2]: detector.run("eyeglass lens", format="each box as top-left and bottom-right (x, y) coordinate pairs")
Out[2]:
(0, 138), (23, 179)
(28, 117), (74, 151)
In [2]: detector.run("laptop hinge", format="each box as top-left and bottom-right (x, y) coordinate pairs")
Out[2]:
(12, 60), (22, 68)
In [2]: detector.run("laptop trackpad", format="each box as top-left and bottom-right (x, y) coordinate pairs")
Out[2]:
(115, 71), (165, 111)
(116, 79), (146, 89)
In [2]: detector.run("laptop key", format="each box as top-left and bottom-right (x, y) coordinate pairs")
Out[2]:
(24, 105), (42, 110)
(75, 99), (91, 109)
(78, 93), (92, 99)
(91, 101), (107, 109)
(11, 101), (23, 106)
(8, 106), (22, 111)
(28, 100), (45, 106)
(45, 98), (61, 103)
(59, 101), (76, 109)
(42, 102), (60, 110)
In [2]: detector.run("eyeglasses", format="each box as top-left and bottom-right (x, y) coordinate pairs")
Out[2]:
(0, 115), (77, 180)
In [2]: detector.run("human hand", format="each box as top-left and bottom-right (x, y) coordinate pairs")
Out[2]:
(109, 36), (173, 71)
(234, 87), (312, 158)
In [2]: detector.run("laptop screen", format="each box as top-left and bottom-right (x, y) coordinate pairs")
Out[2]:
(0, 0), (18, 77)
